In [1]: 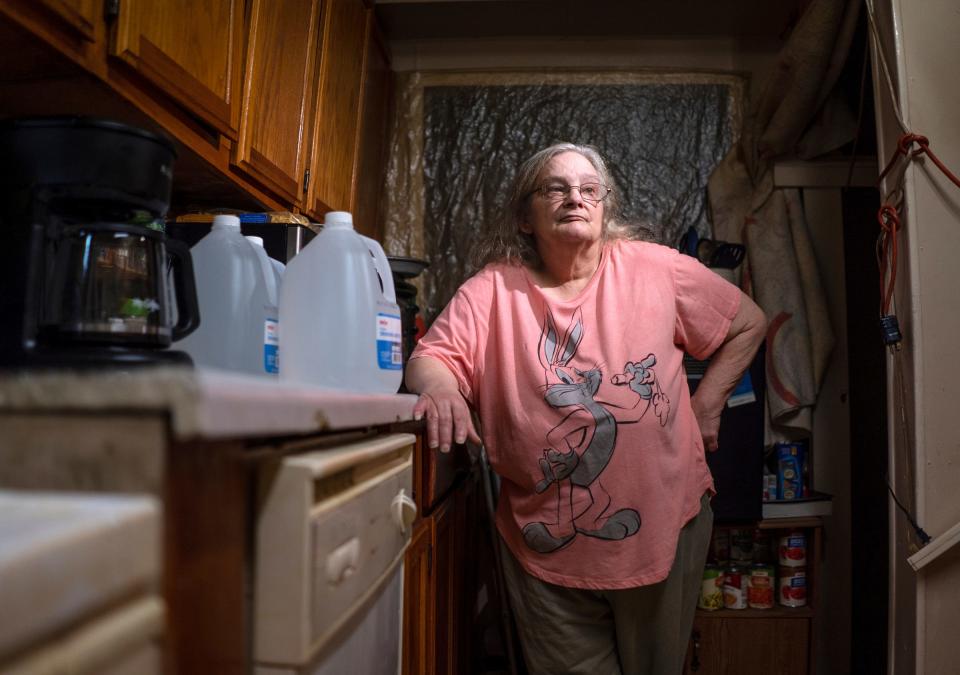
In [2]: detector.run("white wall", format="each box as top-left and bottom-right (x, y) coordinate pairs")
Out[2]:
(871, 1), (960, 673)
(390, 36), (781, 102)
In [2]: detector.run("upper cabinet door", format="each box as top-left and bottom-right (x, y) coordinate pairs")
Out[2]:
(36, 0), (99, 41)
(308, 0), (369, 215)
(233, 0), (322, 205)
(350, 21), (391, 239)
(110, 0), (243, 139)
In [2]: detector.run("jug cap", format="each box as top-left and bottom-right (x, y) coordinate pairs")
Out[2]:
(324, 211), (354, 229)
(212, 214), (241, 230)
(245, 235), (265, 247)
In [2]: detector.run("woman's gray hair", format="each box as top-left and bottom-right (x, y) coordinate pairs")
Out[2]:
(471, 142), (640, 270)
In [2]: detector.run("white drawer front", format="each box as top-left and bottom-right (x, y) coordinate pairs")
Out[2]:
(255, 433), (415, 666)
(309, 461), (411, 651)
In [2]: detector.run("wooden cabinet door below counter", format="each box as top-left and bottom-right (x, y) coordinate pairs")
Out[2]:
(403, 517), (434, 675)
(233, 0), (321, 204)
(685, 616), (810, 675)
(110, 0), (243, 139)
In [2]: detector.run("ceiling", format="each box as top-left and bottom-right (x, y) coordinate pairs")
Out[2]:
(374, 0), (810, 41)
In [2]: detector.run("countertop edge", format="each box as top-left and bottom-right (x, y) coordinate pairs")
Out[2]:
(0, 368), (419, 440)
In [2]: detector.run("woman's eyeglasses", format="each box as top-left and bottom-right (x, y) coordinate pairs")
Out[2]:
(532, 182), (611, 205)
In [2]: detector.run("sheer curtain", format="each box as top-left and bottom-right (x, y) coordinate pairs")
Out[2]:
(382, 71), (743, 320)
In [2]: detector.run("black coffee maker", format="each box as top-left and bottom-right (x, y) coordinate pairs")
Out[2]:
(0, 117), (200, 368)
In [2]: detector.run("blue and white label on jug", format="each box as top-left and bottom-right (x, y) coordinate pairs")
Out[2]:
(376, 312), (402, 370)
(263, 315), (279, 374)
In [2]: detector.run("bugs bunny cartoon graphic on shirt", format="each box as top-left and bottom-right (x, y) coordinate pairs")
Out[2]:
(522, 307), (670, 554)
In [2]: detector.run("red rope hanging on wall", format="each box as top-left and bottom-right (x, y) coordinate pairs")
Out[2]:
(875, 133), (960, 327)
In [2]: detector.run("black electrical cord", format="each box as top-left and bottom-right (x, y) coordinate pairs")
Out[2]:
(887, 346), (932, 547)
(885, 475), (931, 546)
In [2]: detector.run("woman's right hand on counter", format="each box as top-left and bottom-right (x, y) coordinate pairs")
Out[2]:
(406, 358), (481, 453)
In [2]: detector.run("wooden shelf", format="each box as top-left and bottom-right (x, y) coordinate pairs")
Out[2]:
(757, 516), (823, 530)
(687, 519), (823, 674)
(696, 606), (814, 620)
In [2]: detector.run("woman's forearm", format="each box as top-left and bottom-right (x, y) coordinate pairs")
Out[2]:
(406, 356), (481, 451)
(691, 293), (767, 449)
(405, 356), (461, 395)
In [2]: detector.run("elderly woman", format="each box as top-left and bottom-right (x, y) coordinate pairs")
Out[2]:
(406, 143), (765, 675)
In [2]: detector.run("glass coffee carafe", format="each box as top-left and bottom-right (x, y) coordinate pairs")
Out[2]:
(44, 222), (199, 348)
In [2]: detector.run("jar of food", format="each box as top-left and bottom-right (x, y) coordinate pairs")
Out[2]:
(710, 528), (730, 566)
(729, 528), (754, 563)
(723, 563), (747, 609)
(747, 563), (776, 609)
(752, 528), (774, 564)
(698, 564), (724, 611)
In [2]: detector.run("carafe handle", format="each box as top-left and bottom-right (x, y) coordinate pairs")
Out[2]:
(165, 238), (201, 341)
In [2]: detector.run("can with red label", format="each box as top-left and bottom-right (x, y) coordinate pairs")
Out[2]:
(723, 564), (747, 609)
(778, 530), (807, 567)
(778, 566), (807, 607)
(748, 563), (776, 609)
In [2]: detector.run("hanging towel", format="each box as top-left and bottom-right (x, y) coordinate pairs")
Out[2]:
(707, 0), (861, 440)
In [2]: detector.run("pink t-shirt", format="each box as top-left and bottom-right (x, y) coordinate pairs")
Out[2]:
(410, 240), (741, 589)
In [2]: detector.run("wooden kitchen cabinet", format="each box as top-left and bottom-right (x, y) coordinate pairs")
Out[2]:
(306, 0), (369, 214)
(687, 616), (809, 675)
(402, 517), (434, 675)
(0, 0), (106, 71)
(401, 438), (482, 675)
(350, 18), (391, 239)
(432, 495), (458, 674)
(33, 0), (97, 41)
(232, 0), (321, 204)
(1, 2), (393, 225)
(684, 519), (822, 675)
(110, 0), (245, 139)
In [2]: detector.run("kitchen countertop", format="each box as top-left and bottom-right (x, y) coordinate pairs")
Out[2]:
(0, 490), (161, 660)
(0, 367), (418, 440)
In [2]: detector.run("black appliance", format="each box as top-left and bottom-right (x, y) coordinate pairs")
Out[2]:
(686, 347), (766, 522)
(0, 117), (200, 368)
(387, 256), (429, 369)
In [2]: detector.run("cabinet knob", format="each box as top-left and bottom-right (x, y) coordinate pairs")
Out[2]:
(690, 628), (701, 672)
(325, 537), (360, 585)
(391, 489), (417, 535)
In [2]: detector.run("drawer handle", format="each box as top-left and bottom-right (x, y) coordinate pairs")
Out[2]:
(325, 538), (360, 586)
(391, 489), (417, 535)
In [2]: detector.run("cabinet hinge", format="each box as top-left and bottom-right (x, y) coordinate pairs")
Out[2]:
(303, 169), (310, 194)
(104, 0), (120, 21)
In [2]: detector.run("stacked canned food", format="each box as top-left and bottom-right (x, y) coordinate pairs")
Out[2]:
(777, 529), (807, 607)
(698, 526), (808, 611)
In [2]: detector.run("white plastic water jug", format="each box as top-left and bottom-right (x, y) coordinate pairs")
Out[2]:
(246, 236), (286, 289)
(279, 211), (402, 393)
(176, 215), (275, 375)
(246, 236), (285, 375)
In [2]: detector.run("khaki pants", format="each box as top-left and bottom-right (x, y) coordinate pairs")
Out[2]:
(501, 493), (713, 675)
